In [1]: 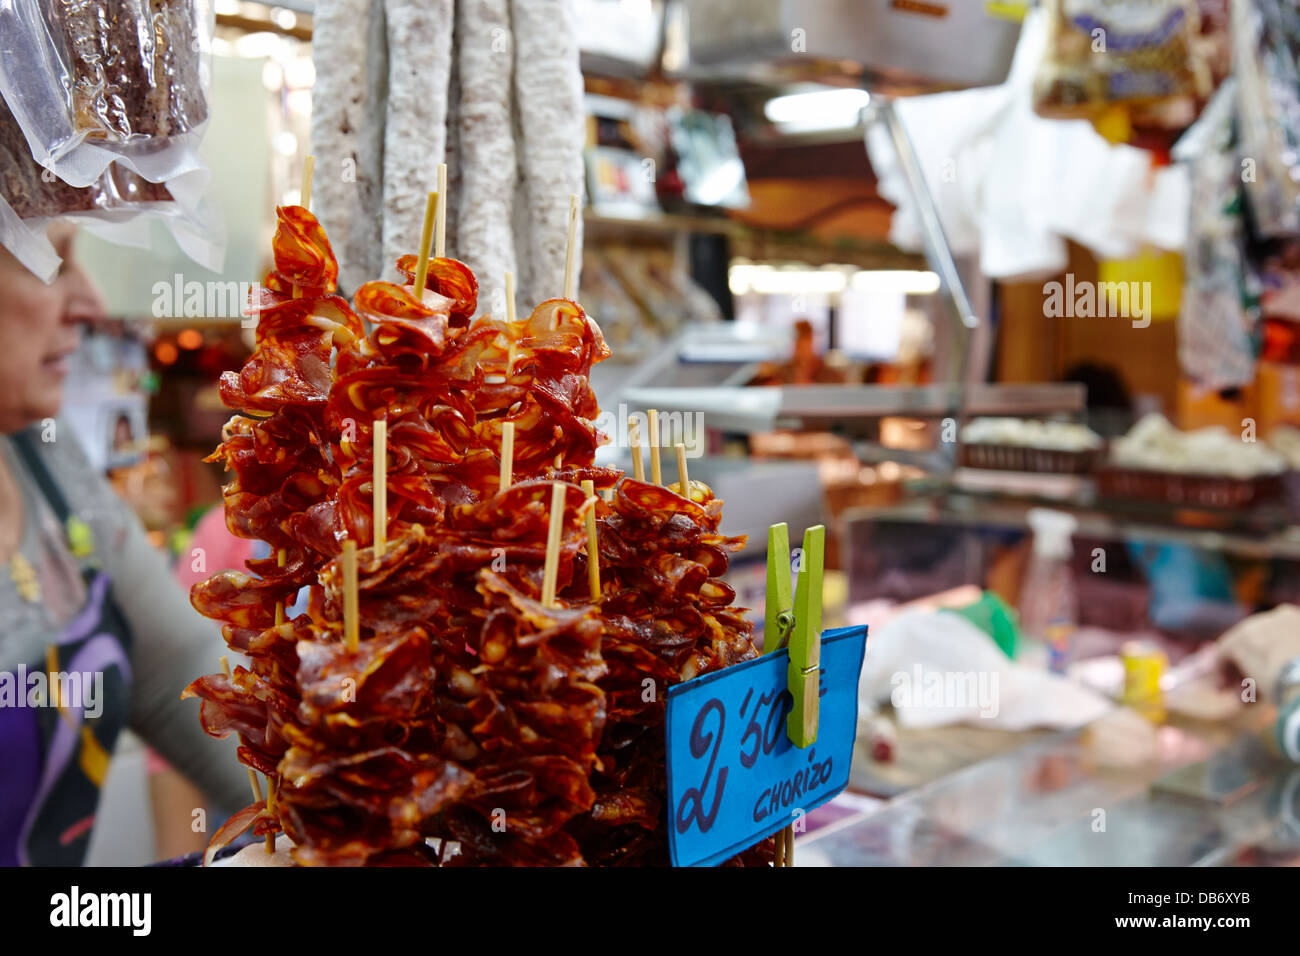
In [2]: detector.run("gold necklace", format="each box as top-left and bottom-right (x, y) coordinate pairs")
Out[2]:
(10, 551), (41, 603)
(0, 447), (36, 601)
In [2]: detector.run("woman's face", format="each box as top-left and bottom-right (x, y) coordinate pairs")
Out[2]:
(0, 223), (106, 433)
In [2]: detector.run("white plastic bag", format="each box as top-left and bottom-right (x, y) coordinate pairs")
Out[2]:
(0, 105), (222, 280)
(866, 7), (1191, 282)
(858, 608), (1112, 731)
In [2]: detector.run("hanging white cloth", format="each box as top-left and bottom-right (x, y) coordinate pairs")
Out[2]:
(866, 8), (1191, 282)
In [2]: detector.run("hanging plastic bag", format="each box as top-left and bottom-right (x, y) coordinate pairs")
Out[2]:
(0, 0), (213, 188)
(0, 94), (222, 281)
(1234, 0), (1300, 239)
(1173, 79), (1260, 390)
(1033, 0), (1207, 125)
(0, 1), (221, 280)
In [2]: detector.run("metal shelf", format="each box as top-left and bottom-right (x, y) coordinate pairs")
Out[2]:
(584, 209), (742, 238)
(845, 486), (1300, 562)
(620, 383), (1086, 434)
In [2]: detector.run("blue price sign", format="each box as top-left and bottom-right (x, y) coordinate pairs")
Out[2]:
(664, 625), (868, 867)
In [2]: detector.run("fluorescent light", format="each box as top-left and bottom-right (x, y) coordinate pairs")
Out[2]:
(851, 270), (941, 295)
(728, 266), (939, 297)
(764, 88), (870, 133)
(729, 265), (848, 296)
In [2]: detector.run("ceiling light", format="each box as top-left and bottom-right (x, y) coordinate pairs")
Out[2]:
(764, 88), (870, 133)
(851, 270), (941, 295)
(729, 265), (849, 296)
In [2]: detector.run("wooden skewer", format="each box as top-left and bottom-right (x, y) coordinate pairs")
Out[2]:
(562, 193), (579, 301)
(774, 826), (792, 866)
(435, 163), (448, 259)
(676, 443), (690, 489)
(629, 418), (645, 482)
(293, 155), (314, 301)
(373, 419), (388, 558)
(265, 778), (277, 854)
(504, 272), (518, 375)
(413, 190), (437, 297)
(581, 479), (600, 600)
(540, 482), (566, 607)
(219, 656), (264, 803)
(342, 539), (359, 651)
(300, 155), (315, 211)
(274, 549), (287, 626)
(647, 408), (662, 486)
(499, 421), (515, 490)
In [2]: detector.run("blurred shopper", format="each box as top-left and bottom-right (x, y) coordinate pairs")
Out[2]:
(0, 223), (248, 865)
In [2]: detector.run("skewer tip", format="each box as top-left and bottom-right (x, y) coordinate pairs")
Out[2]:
(341, 539), (360, 650)
(499, 421), (515, 491)
(581, 478), (600, 600)
(300, 155), (315, 211)
(435, 164), (448, 259)
(541, 481), (567, 607)
(647, 409), (662, 486)
(562, 194), (581, 301)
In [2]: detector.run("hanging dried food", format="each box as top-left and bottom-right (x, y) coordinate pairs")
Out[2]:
(187, 204), (768, 866)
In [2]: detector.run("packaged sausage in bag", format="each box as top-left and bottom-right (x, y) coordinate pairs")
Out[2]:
(0, 93), (222, 282)
(0, 0), (213, 188)
(0, 1), (221, 281)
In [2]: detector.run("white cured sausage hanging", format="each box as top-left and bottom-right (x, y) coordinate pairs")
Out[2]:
(311, 0), (387, 293)
(454, 0), (517, 318)
(510, 0), (586, 305)
(381, 0), (454, 280)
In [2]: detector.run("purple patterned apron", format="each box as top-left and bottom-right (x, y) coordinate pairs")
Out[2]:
(1, 431), (133, 866)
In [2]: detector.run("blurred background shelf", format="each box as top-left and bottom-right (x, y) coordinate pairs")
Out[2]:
(848, 490), (1300, 562)
(620, 382), (1086, 433)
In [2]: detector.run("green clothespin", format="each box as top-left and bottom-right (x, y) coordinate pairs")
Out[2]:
(763, 522), (825, 748)
(764, 523), (792, 656)
(788, 525), (824, 748)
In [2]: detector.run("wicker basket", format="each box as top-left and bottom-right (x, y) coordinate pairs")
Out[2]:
(1095, 466), (1284, 509)
(958, 443), (1099, 474)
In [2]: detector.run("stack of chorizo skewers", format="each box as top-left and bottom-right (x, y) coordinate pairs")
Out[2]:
(185, 190), (769, 866)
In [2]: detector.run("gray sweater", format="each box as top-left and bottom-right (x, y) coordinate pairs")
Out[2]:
(1, 423), (253, 822)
